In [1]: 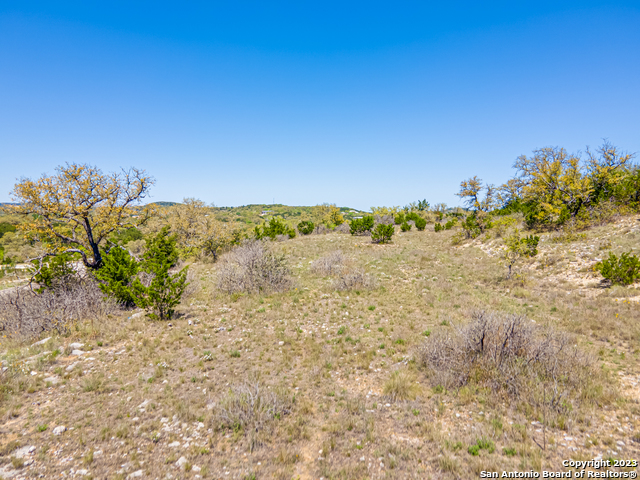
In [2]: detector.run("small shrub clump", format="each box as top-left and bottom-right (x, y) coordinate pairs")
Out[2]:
(255, 218), (296, 240)
(297, 221), (315, 235)
(414, 217), (427, 231)
(350, 216), (374, 235)
(400, 221), (411, 232)
(31, 253), (77, 293)
(434, 222), (444, 232)
(383, 370), (418, 402)
(468, 437), (495, 455)
(0, 280), (119, 339)
(394, 213), (405, 225)
(504, 230), (539, 278)
(371, 224), (394, 244)
(333, 268), (376, 291)
(216, 240), (292, 294)
(417, 311), (603, 419)
(461, 214), (482, 238)
(215, 380), (292, 449)
(311, 251), (346, 276)
(595, 251), (640, 286)
(444, 218), (457, 230)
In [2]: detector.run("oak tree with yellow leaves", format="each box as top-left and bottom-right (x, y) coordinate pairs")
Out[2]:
(170, 198), (239, 261)
(10, 163), (154, 269)
(311, 203), (345, 227)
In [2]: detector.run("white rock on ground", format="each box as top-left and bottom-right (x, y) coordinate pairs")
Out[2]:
(0, 464), (19, 479)
(71, 350), (85, 356)
(44, 375), (60, 384)
(13, 445), (35, 458)
(128, 470), (144, 478)
(69, 342), (84, 349)
(176, 456), (188, 469)
(53, 425), (66, 435)
(31, 337), (52, 347)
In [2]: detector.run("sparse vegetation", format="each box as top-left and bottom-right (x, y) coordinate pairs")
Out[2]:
(2, 155), (639, 479)
(333, 268), (376, 291)
(383, 370), (418, 402)
(215, 380), (292, 448)
(216, 240), (292, 294)
(504, 229), (540, 278)
(417, 311), (607, 424)
(0, 278), (119, 338)
(310, 250), (346, 276)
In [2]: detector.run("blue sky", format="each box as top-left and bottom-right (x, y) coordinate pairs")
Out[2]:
(1, 1), (639, 210)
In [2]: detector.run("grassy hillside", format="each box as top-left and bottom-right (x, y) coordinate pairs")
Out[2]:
(1, 215), (639, 479)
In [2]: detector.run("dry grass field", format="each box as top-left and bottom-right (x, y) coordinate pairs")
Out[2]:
(1, 215), (640, 479)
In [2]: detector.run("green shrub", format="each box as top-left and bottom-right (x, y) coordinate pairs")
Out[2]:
(468, 437), (495, 455)
(0, 222), (16, 239)
(434, 223), (444, 232)
(417, 199), (430, 211)
(394, 213), (405, 225)
(350, 216), (374, 235)
(297, 221), (314, 235)
(94, 246), (138, 307)
(504, 230), (540, 278)
(595, 251), (640, 286)
(110, 227), (143, 245)
(32, 253), (76, 293)
(371, 224), (394, 244)
(444, 219), (457, 230)
(400, 222), (411, 232)
(254, 218), (296, 240)
(476, 437), (495, 453)
(131, 227), (188, 320)
(461, 214), (481, 238)
(414, 217), (427, 231)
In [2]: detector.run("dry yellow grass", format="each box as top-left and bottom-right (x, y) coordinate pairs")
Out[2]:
(0, 216), (639, 478)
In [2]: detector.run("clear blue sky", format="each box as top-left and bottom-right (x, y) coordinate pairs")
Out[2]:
(1, 1), (639, 210)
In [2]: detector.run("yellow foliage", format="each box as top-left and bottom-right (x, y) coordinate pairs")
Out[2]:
(370, 206), (400, 216)
(512, 147), (592, 222)
(10, 163), (154, 268)
(311, 203), (344, 226)
(170, 198), (238, 260)
(457, 176), (496, 212)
